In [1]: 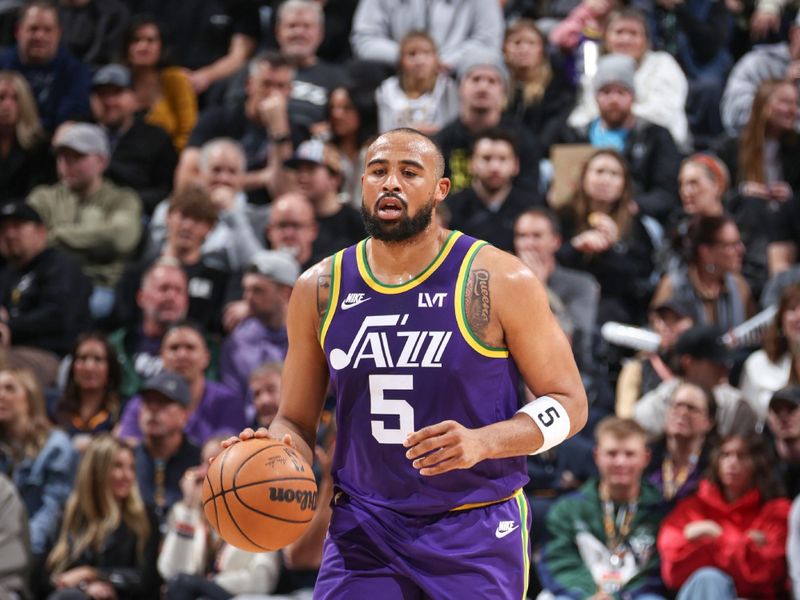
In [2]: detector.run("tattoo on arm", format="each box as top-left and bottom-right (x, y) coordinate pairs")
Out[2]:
(465, 269), (491, 338)
(317, 275), (331, 318)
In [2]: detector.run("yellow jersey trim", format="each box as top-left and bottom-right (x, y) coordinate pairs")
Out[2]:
(356, 231), (462, 294)
(450, 487), (522, 512)
(319, 250), (344, 347)
(454, 241), (509, 358)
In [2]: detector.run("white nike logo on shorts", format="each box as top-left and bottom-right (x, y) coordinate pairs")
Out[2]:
(495, 522), (519, 538)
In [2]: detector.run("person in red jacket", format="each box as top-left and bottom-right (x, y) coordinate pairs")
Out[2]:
(657, 434), (790, 599)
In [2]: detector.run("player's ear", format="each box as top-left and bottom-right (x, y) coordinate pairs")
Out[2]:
(435, 177), (451, 202)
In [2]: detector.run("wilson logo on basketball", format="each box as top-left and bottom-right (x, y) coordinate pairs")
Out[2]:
(269, 487), (318, 511)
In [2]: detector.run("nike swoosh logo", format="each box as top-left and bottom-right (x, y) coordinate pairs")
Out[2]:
(340, 297), (371, 311)
(495, 525), (519, 539)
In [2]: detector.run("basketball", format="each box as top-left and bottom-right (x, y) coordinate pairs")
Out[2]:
(202, 438), (318, 552)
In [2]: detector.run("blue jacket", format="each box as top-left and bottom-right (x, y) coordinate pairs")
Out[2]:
(0, 45), (90, 132)
(0, 429), (79, 556)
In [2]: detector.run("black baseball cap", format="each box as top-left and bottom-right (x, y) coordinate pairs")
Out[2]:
(769, 385), (800, 410)
(652, 296), (695, 320)
(141, 371), (190, 408)
(0, 202), (43, 224)
(674, 325), (731, 364)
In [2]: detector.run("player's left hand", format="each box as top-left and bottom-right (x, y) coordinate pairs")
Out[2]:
(404, 420), (486, 476)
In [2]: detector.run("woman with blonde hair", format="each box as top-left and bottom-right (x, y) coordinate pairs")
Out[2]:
(557, 148), (656, 325)
(46, 434), (159, 600)
(503, 18), (574, 150)
(0, 70), (56, 199)
(0, 368), (78, 561)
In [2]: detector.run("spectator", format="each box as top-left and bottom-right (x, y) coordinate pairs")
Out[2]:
(249, 361), (282, 429)
(717, 80), (800, 279)
(513, 208), (600, 371)
(27, 122), (142, 318)
(121, 15), (197, 152)
(150, 138), (264, 272)
(789, 490), (800, 599)
(646, 381), (716, 504)
(264, 191), (319, 270)
(220, 250), (297, 405)
(658, 434), (790, 600)
(721, 11), (800, 135)
(634, 325), (758, 438)
(616, 297), (696, 417)
(0, 367), (78, 561)
(52, 332), (121, 452)
(283, 139), (364, 262)
(117, 321), (244, 446)
(652, 215), (756, 331)
(556, 148), (656, 326)
(0, 1), (90, 132)
(537, 417), (666, 599)
(350, 0), (503, 72)
(121, 0), (260, 97)
(740, 283), (800, 421)
(673, 153), (770, 300)
(567, 7), (691, 151)
(274, 0), (347, 132)
(158, 435), (281, 599)
(552, 53), (681, 224)
(58, 0), (129, 69)
(175, 52), (297, 206)
(90, 63), (177, 216)
(0, 473), (30, 600)
(0, 70), (56, 200)
(435, 52), (540, 193)
(764, 385), (800, 497)
(374, 30), (459, 136)
(447, 128), (540, 253)
(504, 18), (575, 151)
(632, 0), (732, 144)
(116, 187), (232, 334)
(45, 434), (160, 600)
(132, 370), (202, 528)
(0, 202), (92, 388)
(108, 259), (189, 399)
(323, 84), (377, 208)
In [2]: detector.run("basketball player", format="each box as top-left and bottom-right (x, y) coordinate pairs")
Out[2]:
(225, 128), (588, 598)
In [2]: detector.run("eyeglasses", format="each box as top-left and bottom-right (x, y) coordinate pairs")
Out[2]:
(669, 400), (707, 416)
(271, 221), (312, 230)
(713, 239), (744, 250)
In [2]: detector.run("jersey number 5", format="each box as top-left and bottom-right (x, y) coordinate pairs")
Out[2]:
(369, 374), (414, 444)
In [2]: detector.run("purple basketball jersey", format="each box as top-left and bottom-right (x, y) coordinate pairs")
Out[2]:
(320, 231), (528, 515)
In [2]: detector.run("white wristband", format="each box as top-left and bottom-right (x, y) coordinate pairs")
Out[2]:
(517, 396), (571, 455)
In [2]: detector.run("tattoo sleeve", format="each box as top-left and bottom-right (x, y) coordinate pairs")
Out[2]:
(317, 275), (331, 318)
(465, 268), (491, 338)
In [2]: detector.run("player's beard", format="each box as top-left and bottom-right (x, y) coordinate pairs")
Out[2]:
(361, 196), (435, 243)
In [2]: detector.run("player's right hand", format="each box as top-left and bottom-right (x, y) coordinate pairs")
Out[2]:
(216, 428), (294, 459)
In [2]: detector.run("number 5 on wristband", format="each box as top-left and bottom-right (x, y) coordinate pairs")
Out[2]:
(517, 396), (571, 454)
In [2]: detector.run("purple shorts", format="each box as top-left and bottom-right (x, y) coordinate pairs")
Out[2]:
(313, 489), (531, 599)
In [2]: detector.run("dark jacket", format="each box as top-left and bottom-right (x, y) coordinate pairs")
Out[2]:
(105, 118), (178, 216)
(0, 137), (56, 202)
(0, 45), (90, 133)
(47, 509), (161, 600)
(553, 117), (682, 224)
(0, 246), (92, 356)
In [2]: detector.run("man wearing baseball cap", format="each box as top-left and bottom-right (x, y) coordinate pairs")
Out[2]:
(220, 250), (300, 403)
(0, 201), (92, 386)
(134, 370), (201, 526)
(551, 53), (681, 224)
(435, 49), (541, 194)
(284, 139), (364, 261)
(766, 385), (800, 497)
(26, 122), (142, 318)
(634, 325), (757, 438)
(90, 64), (177, 216)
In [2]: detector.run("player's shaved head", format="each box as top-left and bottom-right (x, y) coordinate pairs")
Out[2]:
(367, 128), (446, 180)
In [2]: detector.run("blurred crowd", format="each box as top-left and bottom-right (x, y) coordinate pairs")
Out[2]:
(1, 0), (800, 598)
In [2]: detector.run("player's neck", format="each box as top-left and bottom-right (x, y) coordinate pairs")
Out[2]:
(367, 226), (450, 285)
